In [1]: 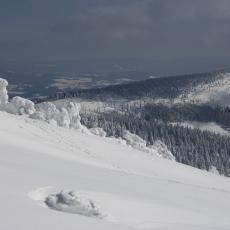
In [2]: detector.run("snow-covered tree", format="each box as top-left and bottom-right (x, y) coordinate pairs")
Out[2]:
(0, 78), (35, 115)
(0, 78), (8, 108)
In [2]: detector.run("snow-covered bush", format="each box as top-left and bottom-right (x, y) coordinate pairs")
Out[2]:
(208, 166), (220, 175)
(45, 190), (103, 218)
(123, 130), (175, 161)
(0, 78), (8, 108)
(30, 102), (59, 121)
(150, 140), (175, 161)
(66, 102), (82, 129)
(5, 96), (35, 115)
(57, 108), (71, 128)
(123, 130), (147, 151)
(31, 101), (89, 132)
(0, 78), (86, 131)
(0, 78), (35, 115)
(89, 127), (106, 137)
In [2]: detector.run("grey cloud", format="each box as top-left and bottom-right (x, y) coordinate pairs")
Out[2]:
(1, 0), (230, 61)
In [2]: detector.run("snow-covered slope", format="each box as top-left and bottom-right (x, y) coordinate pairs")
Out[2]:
(1, 111), (230, 230)
(184, 72), (230, 106)
(171, 121), (230, 136)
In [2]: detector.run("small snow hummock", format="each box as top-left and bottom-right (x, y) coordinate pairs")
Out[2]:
(45, 190), (104, 218)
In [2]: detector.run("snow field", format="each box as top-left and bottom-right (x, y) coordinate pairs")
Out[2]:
(1, 78), (230, 229)
(1, 111), (230, 229)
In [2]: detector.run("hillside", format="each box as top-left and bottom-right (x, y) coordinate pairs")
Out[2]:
(33, 71), (230, 176)
(1, 111), (230, 230)
(46, 70), (227, 103)
(1, 76), (230, 229)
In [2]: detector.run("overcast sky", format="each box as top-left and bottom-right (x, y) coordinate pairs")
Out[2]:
(1, 0), (230, 65)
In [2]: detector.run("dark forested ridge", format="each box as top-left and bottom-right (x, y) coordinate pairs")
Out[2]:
(39, 69), (225, 102)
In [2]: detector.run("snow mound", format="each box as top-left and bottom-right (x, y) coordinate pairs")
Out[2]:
(123, 130), (175, 161)
(45, 190), (104, 218)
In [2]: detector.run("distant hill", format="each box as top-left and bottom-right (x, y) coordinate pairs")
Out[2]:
(46, 69), (228, 104)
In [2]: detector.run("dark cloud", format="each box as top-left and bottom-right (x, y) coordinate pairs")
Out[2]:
(1, 0), (230, 62)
